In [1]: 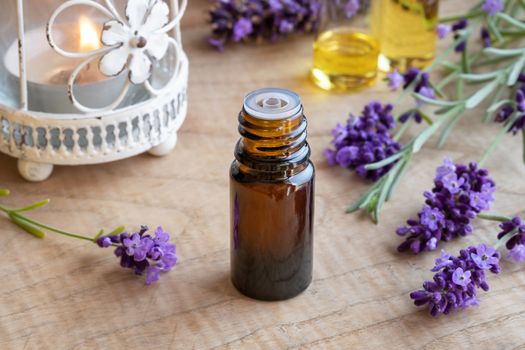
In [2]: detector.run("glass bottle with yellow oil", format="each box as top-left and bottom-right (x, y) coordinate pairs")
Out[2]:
(371, 0), (439, 71)
(311, 0), (380, 91)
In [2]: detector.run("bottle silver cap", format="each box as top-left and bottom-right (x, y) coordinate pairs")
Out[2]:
(243, 88), (302, 120)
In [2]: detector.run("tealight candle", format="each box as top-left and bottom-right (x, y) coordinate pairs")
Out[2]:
(3, 17), (129, 114)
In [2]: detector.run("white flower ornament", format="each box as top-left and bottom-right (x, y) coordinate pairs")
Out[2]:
(100, 0), (171, 84)
(46, 0), (187, 113)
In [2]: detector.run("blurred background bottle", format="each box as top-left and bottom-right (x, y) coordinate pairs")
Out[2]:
(311, 0), (380, 91)
(372, 0), (439, 72)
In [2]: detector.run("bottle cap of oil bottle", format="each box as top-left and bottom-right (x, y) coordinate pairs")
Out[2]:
(243, 87), (302, 120)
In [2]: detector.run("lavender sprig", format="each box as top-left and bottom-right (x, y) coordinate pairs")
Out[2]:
(0, 188), (177, 285)
(324, 101), (402, 182)
(410, 244), (500, 316)
(97, 226), (177, 284)
(208, 0), (321, 51)
(397, 159), (495, 254)
(343, 1), (525, 222)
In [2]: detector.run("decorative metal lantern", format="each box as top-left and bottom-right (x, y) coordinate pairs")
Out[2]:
(0, 0), (188, 181)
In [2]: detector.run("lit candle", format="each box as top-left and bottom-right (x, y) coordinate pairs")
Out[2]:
(3, 17), (130, 114)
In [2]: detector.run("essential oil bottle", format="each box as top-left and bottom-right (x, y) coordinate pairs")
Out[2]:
(372, 0), (439, 71)
(230, 88), (315, 301)
(311, 0), (380, 91)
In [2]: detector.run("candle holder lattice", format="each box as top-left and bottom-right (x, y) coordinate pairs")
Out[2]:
(0, 0), (188, 181)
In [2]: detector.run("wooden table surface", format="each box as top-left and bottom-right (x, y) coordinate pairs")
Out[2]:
(2, 0), (525, 349)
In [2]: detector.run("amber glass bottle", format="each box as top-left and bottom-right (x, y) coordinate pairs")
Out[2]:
(230, 88), (315, 301)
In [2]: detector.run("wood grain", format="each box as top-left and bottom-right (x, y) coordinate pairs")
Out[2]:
(1, 0), (525, 349)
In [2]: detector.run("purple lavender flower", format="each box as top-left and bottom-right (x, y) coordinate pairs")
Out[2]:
(410, 244), (500, 316)
(420, 205), (445, 231)
(324, 102), (402, 181)
(508, 245), (525, 262)
(452, 19), (469, 52)
(416, 86), (436, 106)
(471, 244), (499, 269)
(452, 267), (471, 287)
(233, 18), (253, 42)
(99, 226), (177, 284)
(436, 157), (455, 181)
(397, 159), (496, 254)
(436, 24), (451, 39)
(387, 69), (404, 91)
(279, 19), (294, 34)
(208, 0), (321, 50)
(96, 236), (112, 248)
(496, 217), (525, 263)
(432, 250), (454, 271)
(441, 172), (465, 194)
(269, 0), (283, 11)
(389, 68), (435, 117)
(344, 0), (360, 18)
(495, 90), (525, 134)
(480, 27), (491, 48)
(482, 0), (504, 16)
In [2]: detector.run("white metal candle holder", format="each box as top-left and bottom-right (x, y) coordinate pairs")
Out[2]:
(0, 0), (188, 181)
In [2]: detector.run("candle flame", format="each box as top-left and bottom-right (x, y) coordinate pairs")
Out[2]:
(79, 16), (100, 52)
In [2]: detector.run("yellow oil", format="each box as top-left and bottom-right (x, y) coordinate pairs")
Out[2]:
(311, 28), (380, 91)
(372, 0), (438, 71)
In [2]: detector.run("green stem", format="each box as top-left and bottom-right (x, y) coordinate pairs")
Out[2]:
(439, 9), (484, 23)
(0, 204), (95, 242)
(478, 212), (512, 222)
(479, 112), (518, 167)
(393, 120), (411, 141)
(10, 212), (95, 242)
(11, 199), (50, 213)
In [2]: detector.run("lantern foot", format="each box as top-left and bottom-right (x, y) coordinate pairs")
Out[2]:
(148, 132), (178, 157)
(17, 160), (54, 182)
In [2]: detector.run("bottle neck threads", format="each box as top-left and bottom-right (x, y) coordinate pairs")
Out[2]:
(235, 110), (310, 175)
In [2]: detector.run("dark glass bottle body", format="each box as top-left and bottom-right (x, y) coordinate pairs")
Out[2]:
(230, 97), (314, 301)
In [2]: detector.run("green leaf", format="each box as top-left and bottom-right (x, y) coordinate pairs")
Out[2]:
(479, 112), (519, 166)
(13, 199), (50, 213)
(93, 229), (104, 242)
(374, 160), (404, 222)
(465, 79), (499, 109)
(437, 110), (463, 148)
(477, 213), (512, 222)
(435, 105), (456, 115)
(108, 225), (125, 236)
(484, 84), (508, 122)
(428, 80), (446, 99)
(439, 9), (483, 23)
(346, 185), (380, 213)
(459, 72), (501, 82)
(496, 12), (525, 30)
(441, 61), (459, 71)
(461, 49), (470, 73)
(386, 156), (411, 201)
(0, 188), (9, 197)
(487, 16), (504, 43)
(9, 214), (45, 239)
(412, 105), (462, 153)
(484, 47), (525, 57)
(508, 54), (525, 86)
(418, 110), (434, 125)
(412, 93), (458, 107)
(364, 151), (405, 170)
